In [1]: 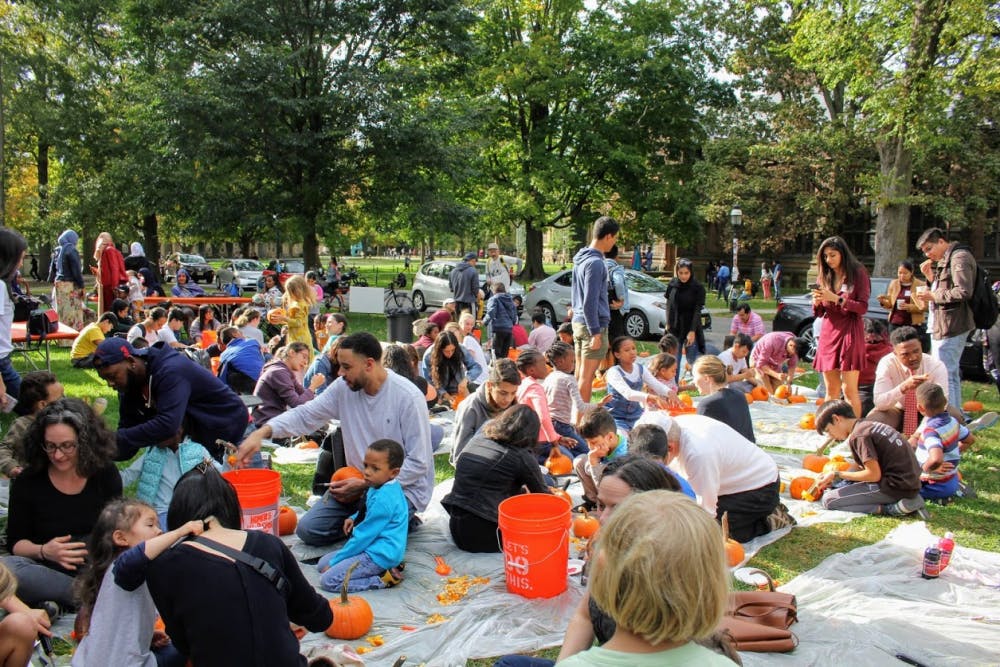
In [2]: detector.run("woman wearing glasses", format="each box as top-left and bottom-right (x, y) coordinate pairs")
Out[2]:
(2, 398), (122, 612)
(665, 258), (706, 367)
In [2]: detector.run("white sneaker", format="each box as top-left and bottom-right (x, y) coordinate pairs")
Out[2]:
(968, 411), (999, 433)
(306, 494), (322, 508)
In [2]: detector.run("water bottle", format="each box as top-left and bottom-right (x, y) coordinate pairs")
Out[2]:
(922, 544), (941, 579)
(938, 532), (955, 570)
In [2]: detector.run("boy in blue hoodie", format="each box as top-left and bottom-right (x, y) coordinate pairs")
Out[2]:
(318, 439), (409, 592)
(571, 216), (620, 401)
(484, 283), (518, 359)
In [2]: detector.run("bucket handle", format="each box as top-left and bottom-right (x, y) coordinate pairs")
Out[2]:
(497, 528), (570, 570)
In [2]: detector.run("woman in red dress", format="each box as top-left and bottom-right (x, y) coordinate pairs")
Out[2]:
(812, 236), (870, 419)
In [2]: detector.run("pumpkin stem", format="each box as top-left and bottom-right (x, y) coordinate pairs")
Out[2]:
(341, 560), (359, 604)
(391, 656), (407, 667)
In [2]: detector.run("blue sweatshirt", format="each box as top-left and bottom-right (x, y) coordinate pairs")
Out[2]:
(484, 292), (518, 332)
(328, 479), (408, 570)
(218, 337), (265, 384)
(571, 247), (610, 334)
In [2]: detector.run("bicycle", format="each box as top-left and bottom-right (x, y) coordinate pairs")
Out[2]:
(384, 279), (414, 311)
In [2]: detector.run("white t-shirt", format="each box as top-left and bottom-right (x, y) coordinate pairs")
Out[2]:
(157, 326), (179, 346)
(717, 348), (747, 375)
(127, 323), (159, 347)
(461, 336), (489, 384)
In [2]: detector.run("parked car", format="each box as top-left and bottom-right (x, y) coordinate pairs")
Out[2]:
(162, 253), (214, 284)
(521, 268), (712, 340)
(215, 259), (264, 290)
(411, 260), (525, 311)
(260, 259), (307, 288)
(772, 276), (987, 380)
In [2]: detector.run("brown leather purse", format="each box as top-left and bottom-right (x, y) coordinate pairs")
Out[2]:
(717, 569), (799, 652)
(717, 616), (798, 653)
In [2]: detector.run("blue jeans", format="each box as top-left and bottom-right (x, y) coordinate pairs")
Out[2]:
(920, 474), (959, 500)
(494, 657), (555, 667)
(153, 643), (186, 667)
(931, 331), (969, 412)
(296, 492), (417, 546)
(318, 551), (390, 592)
(552, 420), (589, 457)
(0, 355), (22, 400)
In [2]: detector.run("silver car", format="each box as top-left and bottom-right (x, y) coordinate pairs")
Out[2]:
(411, 260), (524, 311)
(523, 268), (710, 340)
(215, 259), (264, 290)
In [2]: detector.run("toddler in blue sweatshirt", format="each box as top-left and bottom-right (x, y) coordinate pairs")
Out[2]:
(318, 439), (409, 592)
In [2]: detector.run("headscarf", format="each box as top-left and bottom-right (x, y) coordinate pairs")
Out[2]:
(139, 267), (160, 296)
(130, 242), (145, 257)
(172, 268), (206, 297)
(55, 229), (80, 280)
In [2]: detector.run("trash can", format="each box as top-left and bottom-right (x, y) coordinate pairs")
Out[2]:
(386, 307), (418, 343)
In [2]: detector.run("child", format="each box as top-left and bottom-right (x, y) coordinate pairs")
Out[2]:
(628, 423), (697, 499)
(558, 491), (733, 666)
(574, 407), (629, 510)
(71, 312), (117, 368)
(282, 275), (316, 361)
(73, 498), (203, 667)
(544, 342), (589, 454)
(647, 353), (679, 395)
(122, 427), (218, 529)
(314, 313), (331, 352)
(556, 322), (574, 345)
(912, 382), (972, 502)
(318, 439), (408, 592)
(126, 269), (145, 320)
(515, 348), (586, 460)
(484, 283), (518, 360)
(0, 561), (51, 665)
(0, 371), (64, 478)
(604, 336), (673, 432)
(717, 333), (756, 392)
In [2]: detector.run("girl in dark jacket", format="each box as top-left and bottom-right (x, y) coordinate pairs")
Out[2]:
(665, 258), (706, 367)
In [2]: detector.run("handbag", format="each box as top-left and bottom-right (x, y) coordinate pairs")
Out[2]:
(717, 616), (798, 653)
(727, 590), (798, 630)
(28, 308), (59, 337)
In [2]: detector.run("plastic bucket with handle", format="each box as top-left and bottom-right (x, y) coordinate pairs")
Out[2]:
(497, 493), (571, 599)
(222, 469), (281, 535)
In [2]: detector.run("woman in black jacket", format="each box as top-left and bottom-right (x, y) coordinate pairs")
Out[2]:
(442, 405), (550, 552)
(665, 257), (706, 366)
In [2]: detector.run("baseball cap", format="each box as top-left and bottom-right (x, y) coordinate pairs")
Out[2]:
(487, 243), (499, 251)
(443, 298), (456, 306)
(93, 338), (145, 368)
(464, 252), (477, 261)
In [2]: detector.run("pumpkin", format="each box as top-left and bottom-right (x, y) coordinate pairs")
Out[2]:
(550, 487), (572, 506)
(823, 457), (851, 473)
(788, 394), (807, 404)
(266, 307), (287, 324)
(751, 386), (769, 402)
(545, 448), (574, 476)
(325, 562), (374, 640)
(331, 466), (365, 483)
(745, 393), (755, 404)
(774, 385), (791, 399)
(297, 440), (319, 450)
(678, 392), (694, 407)
(815, 397), (825, 406)
(278, 506), (298, 536)
(572, 509), (599, 539)
(802, 454), (830, 474)
(789, 476), (821, 500)
(799, 413), (816, 430)
(963, 390), (984, 413)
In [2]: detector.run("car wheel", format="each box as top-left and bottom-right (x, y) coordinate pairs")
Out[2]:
(412, 290), (427, 312)
(796, 320), (817, 363)
(625, 310), (649, 340)
(537, 302), (557, 326)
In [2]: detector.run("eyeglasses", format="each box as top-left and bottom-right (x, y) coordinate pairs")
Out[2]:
(42, 441), (78, 455)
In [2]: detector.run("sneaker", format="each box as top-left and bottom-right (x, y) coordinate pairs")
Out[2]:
(967, 411), (999, 433)
(957, 479), (977, 499)
(886, 495), (929, 520)
(379, 565), (405, 587)
(39, 601), (62, 623)
(766, 503), (797, 532)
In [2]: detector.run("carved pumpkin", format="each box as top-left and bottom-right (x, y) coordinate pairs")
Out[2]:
(774, 385), (791, 399)
(799, 413), (816, 430)
(325, 562), (374, 640)
(823, 457), (851, 473)
(802, 454), (830, 474)
(545, 447), (574, 476)
(331, 466), (365, 483)
(278, 506), (298, 536)
(790, 476), (820, 500)
(572, 509), (599, 539)
(751, 386), (769, 402)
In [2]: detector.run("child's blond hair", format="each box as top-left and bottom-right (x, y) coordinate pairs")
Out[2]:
(283, 274), (316, 306)
(0, 562), (17, 601)
(590, 490), (728, 644)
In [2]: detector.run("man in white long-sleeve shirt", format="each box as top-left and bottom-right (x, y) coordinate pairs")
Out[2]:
(237, 332), (432, 546)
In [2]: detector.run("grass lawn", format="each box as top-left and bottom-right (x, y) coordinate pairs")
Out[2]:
(6, 318), (999, 666)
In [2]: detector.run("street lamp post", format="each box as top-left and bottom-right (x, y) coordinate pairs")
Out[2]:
(729, 207), (742, 277)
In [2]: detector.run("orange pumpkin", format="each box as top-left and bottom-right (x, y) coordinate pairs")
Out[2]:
(266, 307), (287, 324)
(726, 539), (745, 567)
(678, 392), (694, 407)
(745, 393), (755, 404)
(823, 457), (851, 473)
(788, 394), (807, 404)
(278, 505), (298, 536)
(331, 466), (365, 483)
(325, 562), (373, 640)
(789, 476), (820, 500)
(751, 386), (769, 402)
(815, 397), (825, 406)
(774, 385), (791, 399)
(550, 487), (572, 506)
(545, 447), (574, 476)
(297, 440), (319, 450)
(572, 509), (599, 539)
(963, 390), (984, 413)
(802, 454), (830, 474)
(799, 413), (816, 430)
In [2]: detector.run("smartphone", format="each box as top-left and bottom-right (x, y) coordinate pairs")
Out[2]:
(807, 282), (820, 290)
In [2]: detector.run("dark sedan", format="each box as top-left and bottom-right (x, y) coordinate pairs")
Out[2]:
(772, 276), (987, 380)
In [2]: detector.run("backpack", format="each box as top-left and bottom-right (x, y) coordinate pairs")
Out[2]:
(949, 246), (998, 330)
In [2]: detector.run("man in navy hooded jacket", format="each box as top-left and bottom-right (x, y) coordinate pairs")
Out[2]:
(571, 216), (619, 402)
(94, 338), (248, 461)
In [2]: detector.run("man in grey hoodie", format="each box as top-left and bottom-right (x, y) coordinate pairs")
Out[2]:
(571, 216), (620, 402)
(449, 252), (480, 319)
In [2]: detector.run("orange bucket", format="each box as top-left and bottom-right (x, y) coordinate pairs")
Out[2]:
(201, 329), (218, 349)
(222, 469), (282, 535)
(497, 494), (571, 599)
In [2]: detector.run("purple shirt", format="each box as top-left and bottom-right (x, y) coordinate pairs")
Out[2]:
(749, 331), (797, 371)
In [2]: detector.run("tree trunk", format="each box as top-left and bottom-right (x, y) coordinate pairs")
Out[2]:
(522, 220), (546, 280)
(143, 213), (160, 269)
(302, 221), (319, 269)
(873, 137), (912, 277)
(37, 140), (49, 222)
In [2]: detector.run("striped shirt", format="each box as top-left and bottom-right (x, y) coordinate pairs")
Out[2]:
(543, 370), (588, 425)
(730, 312), (766, 337)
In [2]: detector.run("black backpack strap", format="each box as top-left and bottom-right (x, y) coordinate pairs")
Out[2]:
(189, 535), (288, 595)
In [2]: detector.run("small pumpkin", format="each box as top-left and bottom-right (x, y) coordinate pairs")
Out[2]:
(815, 397), (825, 406)
(678, 392), (694, 407)
(266, 307), (287, 324)
(550, 487), (572, 506)
(331, 466), (365, 483)
(799, 413), (816, 430)
(545, 448), (574, 476)
(751, 386), (769, 402)
(963, 390), (984, 413)
(822, 457), (851, 473)
(278, 505), (298, 535)
(788, 394), (807, 404)
(789, 476), (821, 500)
(572, 509), (599, 539)
(745, 392), (755, 404)
(802, 454), (830, 474)
(325, 562), (374, 640)
(774, 385), (791, 400)
(297, 440), (319, 450)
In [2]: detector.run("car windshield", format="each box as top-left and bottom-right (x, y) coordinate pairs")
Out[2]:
(235, 260), (263, 271)
(282, 261), (305, 273)
(626, 271), (666, 293)
(179, 254), (207, 264)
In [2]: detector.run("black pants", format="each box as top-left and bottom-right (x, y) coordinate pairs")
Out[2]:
(608, 309), (625, 340)
(493, 330), (513, 359)
(447, 506), (501, 553)
(456, 300), (474, 318)
(716, 478), (780, 542)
